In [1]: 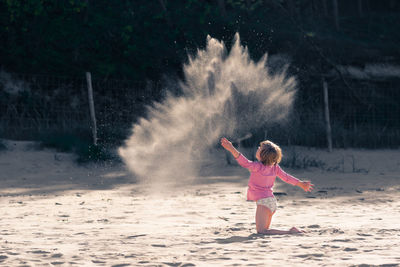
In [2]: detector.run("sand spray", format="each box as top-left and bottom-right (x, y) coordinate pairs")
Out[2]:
(119, 34), (297, 186)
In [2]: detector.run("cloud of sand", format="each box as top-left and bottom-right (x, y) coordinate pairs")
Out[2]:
(119, 33), (297, 186)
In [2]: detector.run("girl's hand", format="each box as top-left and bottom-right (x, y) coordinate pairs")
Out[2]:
(220, 137), (234, 152)
(298, 181), (314, 192)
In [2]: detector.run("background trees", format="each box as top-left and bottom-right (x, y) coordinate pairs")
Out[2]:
(1, 0), (399, 150)
(1, 0), (399, 80)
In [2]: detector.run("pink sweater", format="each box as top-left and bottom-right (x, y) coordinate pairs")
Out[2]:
(235, 154), (300, 201)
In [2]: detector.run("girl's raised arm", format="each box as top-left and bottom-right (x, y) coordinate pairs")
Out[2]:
(221, 137), (260, 172)
(220, 137), (240, 158)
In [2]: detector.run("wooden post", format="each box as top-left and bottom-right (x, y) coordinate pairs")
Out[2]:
(358, 0), (363, 17)
(322, 0), (328, 17)
(332, 0), (340, 30)
(323, 78), (332, 152)
(86, 72), (97, 145)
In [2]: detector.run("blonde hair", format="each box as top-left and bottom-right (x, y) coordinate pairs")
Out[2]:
(259, 140), (282, 166)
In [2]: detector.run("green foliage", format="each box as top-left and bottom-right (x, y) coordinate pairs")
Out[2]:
(1, 0), (398, 80)
(75, 143), (117, 164)
(39, 132), (87, 152)
(1, 0), (400, 150)
(38, 132), (118, 163)
(0, 139), (6, 151)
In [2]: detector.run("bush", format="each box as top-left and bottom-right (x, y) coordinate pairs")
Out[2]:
(0, 139), (6, 151)
(39, 132), (119, 163)
(76, 143), (118, 163)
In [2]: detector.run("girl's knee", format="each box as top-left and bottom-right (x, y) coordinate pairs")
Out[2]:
(256, 225), (268, 234)
(257, 228), (268, 234)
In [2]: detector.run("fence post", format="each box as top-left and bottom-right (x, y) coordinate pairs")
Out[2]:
(86, 72), (97, 146)
(323, 78), (332, 152)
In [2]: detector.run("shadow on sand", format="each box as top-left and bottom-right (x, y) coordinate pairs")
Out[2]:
(214, 234), (262, 244)
(0, 162), (136, 197)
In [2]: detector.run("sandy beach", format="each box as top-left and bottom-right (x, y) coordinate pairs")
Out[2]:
(1, 140), (400, 266)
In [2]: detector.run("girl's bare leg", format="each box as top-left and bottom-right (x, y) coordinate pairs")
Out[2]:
(255, 205), (303, 235)
(255, 205), (274, 234)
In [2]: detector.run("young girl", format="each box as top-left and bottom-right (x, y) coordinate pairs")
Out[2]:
(220, 137), (314, 235)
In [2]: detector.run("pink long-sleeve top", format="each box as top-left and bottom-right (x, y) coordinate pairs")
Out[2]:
(235, 153), (300, 201)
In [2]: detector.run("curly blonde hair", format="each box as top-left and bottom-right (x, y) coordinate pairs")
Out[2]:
(259, 140), (282, 166)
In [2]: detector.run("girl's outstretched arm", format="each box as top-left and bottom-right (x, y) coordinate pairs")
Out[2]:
(297, 181), (314, 192)
(276, 165), (314, 192)
(220, 137), (240, 158)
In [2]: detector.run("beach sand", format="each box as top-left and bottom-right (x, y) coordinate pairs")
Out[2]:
(0, 140), (399, 266)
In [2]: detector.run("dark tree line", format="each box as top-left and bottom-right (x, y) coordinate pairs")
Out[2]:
(1, 0), (400, 81)
(1, 1), (400, 149)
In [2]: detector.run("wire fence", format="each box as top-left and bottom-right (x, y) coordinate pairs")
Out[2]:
(0, 72), (399, 148)
(290, 75), (400, 148)
(0, 72), (163, 142)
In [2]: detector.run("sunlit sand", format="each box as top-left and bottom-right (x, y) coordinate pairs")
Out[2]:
(1, 141), (399, 266)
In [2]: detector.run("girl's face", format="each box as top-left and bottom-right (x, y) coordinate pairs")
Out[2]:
(256, 146), (261, 161)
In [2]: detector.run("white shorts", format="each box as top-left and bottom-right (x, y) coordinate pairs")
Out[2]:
(256, 197), (277, 213)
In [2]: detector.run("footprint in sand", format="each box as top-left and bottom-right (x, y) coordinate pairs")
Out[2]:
(228, 227), (244, 231)
(30, 250), (50, 255)
(357, 233), (373, 237)
(332, 239), (352, 242)
(126, 234), (146, 239)
(215, 236), (254, 244)
(295, 253), (324, 258)
(343, 247), (358, 252)
(217, 257), (231, 260)
(162, 262), (182, 267)
(151, 244), (166, 248)
(51, 262), (65, 265)
(92, 260), (106, 264)
(318, 228), (344, 235)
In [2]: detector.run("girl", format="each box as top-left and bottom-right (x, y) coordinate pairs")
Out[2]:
(220, 137), (314, 235)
